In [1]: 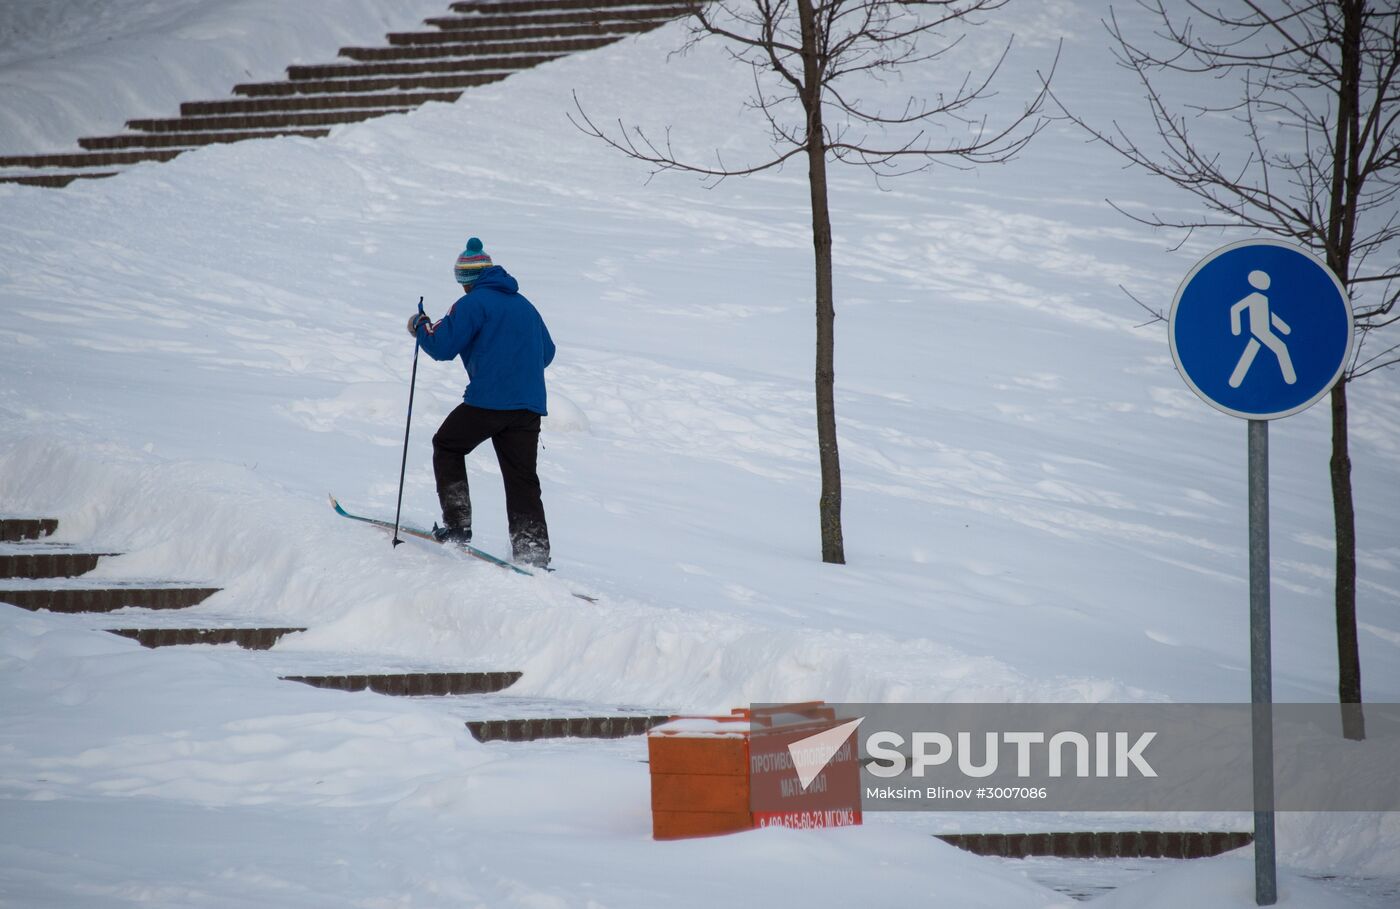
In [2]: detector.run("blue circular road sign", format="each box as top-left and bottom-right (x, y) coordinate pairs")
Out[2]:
(1169, 239), (1353, 420)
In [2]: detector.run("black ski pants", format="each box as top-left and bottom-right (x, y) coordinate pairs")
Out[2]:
(432, 403), (549, 566)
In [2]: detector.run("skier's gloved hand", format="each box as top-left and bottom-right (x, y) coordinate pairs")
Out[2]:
(407, 311), (430, 336)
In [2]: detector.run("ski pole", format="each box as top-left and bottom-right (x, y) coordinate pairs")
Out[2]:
(392, 297), (425, 547)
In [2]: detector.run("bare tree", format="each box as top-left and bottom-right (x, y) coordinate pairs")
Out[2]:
(573, 0), (1055, 563)
(1059, 0), (1400, 738)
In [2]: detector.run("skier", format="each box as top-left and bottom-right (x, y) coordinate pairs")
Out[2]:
(407, 237), (555, 568)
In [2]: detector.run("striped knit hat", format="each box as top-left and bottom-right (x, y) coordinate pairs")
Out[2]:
(454, 237), (493, 287)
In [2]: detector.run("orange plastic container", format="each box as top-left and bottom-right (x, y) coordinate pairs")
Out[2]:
(648, 703), (862, 840)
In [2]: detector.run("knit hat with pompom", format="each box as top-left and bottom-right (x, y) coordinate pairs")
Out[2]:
(454, 237), (493, 287)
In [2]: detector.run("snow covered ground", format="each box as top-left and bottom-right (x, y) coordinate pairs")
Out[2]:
(1, 0), (1398, 906)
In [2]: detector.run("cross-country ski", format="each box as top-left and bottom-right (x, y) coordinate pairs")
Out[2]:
(330, 495), (598, 602)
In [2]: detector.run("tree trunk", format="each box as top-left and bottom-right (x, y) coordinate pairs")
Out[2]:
(798, 0), (844, 564)
(1326, 0), (1364, 740)
(809, 148), (844, 565)
(1330, 380), (1365, 739)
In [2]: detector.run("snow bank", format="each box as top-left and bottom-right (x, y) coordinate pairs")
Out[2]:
(0, 607), (489, 807)
(1092, 850), (1365, 909)
(0, 433), (1120, 709)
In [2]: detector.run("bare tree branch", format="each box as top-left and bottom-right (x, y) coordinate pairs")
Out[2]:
(574, 0), (1052, 183)
(1121, 283), (1167, 325)
(569, 91), (807, 183)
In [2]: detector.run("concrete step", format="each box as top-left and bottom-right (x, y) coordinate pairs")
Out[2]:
(936, 831), (1254, 859)
(0, 150), (184, 170)
(0, 586), (220, 613)
(6, 1), (682, 189)
(234, 72), (509, 97)
(340, 35), (618, 61)
(109, 627), (305, 650)
(451, 0), (688, 14)
(181, 91), (463, 116)
(281, 671), (522, 696)
(0, 518), (58, 541)
(127, 108), (412, 134)
(288, 54), (557, 81)
(78, 128), (330, 150)
(467, 714), (672, 742)
(425, 5), (696, 30)
(388, 19), (669, 45)
(0, 171), (119, 188)
(0, 552), (118, 579)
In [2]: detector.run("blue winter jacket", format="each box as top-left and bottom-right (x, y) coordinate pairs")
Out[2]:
(416, 266), (555, 415)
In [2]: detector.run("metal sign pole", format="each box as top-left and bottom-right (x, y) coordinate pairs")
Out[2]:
(1248, 418), (1277, 906)
(1169, 240), (1350, 906)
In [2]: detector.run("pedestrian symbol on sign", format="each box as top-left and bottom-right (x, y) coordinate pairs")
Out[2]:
(1229, 270), (1296, 388)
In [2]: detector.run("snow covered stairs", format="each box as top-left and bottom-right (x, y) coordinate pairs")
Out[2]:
(0, 517), (58, 541)
(0, 516), (671, 744)
(276, 673), (675, 743)
(0, 516), (283, 650)
(281, 672), (523, 696)
(0, 0), (697, 188)
(0, 516), (219, 613)
(936, 831), (1254, 859)
(0, 586), (221, 613)
(467, 715), (672, 742)
(0, 550), (115, 579)
(109, 627), (305, 650)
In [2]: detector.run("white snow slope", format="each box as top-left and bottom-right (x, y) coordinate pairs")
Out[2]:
(1, 1), (1398, 906)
